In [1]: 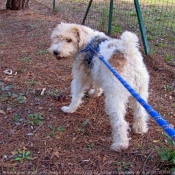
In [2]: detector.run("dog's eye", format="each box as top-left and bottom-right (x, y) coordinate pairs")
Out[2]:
(66, 39), (72, 43)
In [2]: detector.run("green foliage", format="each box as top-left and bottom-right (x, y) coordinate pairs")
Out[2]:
(22, 57), (31, 62)
(28, 113), (44, 125)
(13, 114), (20, 123)
(56, 126), (65, 132)
(112, 24), (122, 34)
(1, 84), (13, 91)
(157, 134), (175, 170)
(165, 55), (173, 62)
(48, 124), (54, 130)
(37, 50), (47, 55)
(0, 83), (27, 104)
(54, 7), (60, 12)
(99, 7), (108, 30)
(49, 89), (65, 101)
(14, 149), (32, 162)
(116, 161), (131, 171)
(49, 89), (61, 98)
(13, 93), (27, 104)
(147, 35), (153, 41)
(1, 92), (11, 102)
(164, 85), (173, 92)
(86, 143), (94, 150)
(26, 79), (38, 85)
(158, 43), (164, 48)
(129, 11), (137, 16)
(47, 125), (65, 138)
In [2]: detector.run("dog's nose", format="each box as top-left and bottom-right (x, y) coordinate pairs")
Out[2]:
(53, 50), (60, 56)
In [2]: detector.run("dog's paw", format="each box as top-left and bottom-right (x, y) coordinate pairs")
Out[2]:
(110, 142), (129, 152)
(61, 106), (74, 113)
(88, 88), (103, 98)
(133, 121), (148, 134)
(88, 89), (96, 97)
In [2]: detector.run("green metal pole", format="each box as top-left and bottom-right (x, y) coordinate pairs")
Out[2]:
(82, 0), (93, 25)
(134, 0), (150, 55)
(108, 0), (113, 34)
(53, 0), (55, 11)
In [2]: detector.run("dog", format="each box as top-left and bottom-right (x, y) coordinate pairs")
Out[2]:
(49, 22), (150, 151)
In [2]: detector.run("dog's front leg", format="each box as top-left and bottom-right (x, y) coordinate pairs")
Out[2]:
(61, 77), (91, 113)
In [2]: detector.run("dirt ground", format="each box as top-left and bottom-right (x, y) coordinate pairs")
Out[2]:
(0, 1), (175, 174)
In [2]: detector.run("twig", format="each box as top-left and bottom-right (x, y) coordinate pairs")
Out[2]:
(41, 88), (46, 96)
(142, 150), (155, 174)
(33, 123), (44, 133)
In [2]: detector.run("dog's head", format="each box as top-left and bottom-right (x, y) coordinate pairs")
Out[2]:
(48, 22), (90, 60)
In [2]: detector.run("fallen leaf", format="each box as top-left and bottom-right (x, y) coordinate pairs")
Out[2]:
(153, 140), (160, 143)
(0, 109), (6, 115)
(72, 137), (76, 141)
(51, 151), (60, 159)
(103, 156), (107, 162)
(9, 129), (16, 135)
(3, 69), (12, 75)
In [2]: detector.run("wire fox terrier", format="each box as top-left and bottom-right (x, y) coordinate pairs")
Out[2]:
(49, 22), (150, 151)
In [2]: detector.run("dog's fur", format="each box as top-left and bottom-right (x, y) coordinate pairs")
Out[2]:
(49, 23), (150, 151)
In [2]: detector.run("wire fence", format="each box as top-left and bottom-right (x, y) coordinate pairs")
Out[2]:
(37, 0), (175, 63)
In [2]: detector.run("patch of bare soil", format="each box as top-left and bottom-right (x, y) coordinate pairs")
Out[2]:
(0, 1), (175, 174)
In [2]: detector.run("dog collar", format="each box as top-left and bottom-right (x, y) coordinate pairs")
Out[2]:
(80, 36), (108, 68)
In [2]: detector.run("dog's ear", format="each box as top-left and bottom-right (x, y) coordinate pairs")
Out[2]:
(72, 26), (88, 49)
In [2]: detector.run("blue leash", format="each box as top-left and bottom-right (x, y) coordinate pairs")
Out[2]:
(81, 41), (175, 141)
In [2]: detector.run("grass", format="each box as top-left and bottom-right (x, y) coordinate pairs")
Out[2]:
(55, 0), (175, 59)
(143, 0), (174, 4)
(99, 7), (109, 31)
(111, 23), (122, 34)
(37, 50), (47, 55)
(158, 43), (164, 48)
(165, 55), (173, 62)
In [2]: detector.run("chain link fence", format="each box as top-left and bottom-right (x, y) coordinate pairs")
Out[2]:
(38, 0), (175, 63)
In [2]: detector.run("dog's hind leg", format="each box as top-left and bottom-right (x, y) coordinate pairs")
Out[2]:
(61, 75), (92, 113)
(104, 89), (130, 152)
(130, 86), (149, 134)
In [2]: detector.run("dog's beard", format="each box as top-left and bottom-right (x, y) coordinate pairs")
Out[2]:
(55, 51), (77, 60)
(55, 55), (72, 60)
(55, 56), (64, 60)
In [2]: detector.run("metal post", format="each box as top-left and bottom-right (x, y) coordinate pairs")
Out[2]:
(108, 0), (113, 34)
(53, 0), (55, 11)
(134, 0), (150, 55)
(82, 0), (93, 25)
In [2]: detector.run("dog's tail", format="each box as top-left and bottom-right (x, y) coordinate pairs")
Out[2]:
(120, 31), (140, 56)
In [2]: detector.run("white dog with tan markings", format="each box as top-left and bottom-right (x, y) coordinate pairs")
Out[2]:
(49, 22), (149, 152)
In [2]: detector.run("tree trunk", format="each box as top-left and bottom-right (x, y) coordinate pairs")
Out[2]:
(6, 0), (30, 10)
